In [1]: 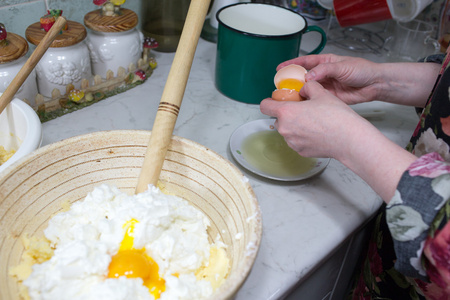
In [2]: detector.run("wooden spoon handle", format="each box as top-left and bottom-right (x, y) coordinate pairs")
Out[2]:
(135, 0), (211, 193)
(0, 16), (67, 114)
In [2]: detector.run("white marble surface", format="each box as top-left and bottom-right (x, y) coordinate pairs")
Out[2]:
(40, 20), (420, 300)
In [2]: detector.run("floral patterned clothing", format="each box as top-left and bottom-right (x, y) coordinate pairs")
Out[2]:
(349, 51), (450, 299)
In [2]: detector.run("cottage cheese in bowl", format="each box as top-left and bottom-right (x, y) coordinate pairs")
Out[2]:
(13, 184), (230, 300)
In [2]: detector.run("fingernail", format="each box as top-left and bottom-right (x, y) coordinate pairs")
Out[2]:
(305, 70), (315, 82)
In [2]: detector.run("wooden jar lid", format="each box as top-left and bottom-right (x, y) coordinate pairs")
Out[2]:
(26, 20), (87, 48)
(84, 8), (138, 33)
(0, 32), (29, 63)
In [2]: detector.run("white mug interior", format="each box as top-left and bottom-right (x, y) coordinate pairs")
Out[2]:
(217, 3), (306, 36)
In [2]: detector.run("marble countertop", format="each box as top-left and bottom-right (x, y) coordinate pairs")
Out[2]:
(40, 20), (419, 300)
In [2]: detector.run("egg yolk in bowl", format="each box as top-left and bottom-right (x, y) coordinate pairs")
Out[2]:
(108, 219), (165, 299)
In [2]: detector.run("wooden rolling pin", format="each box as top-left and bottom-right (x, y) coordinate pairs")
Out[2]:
(136, 0), (211, 193)
(0, 16), (67, 114)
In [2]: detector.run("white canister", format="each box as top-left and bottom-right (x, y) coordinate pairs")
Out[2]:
(0, 56), (39, 106)
(26, 20), (93, 98)
(84, 8), (143, 78)
(0, 32), (38, 106)
(86, 28), (143, 78)
(34, 42), (92, 97)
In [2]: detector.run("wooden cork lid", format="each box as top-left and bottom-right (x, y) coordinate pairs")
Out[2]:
(0, 32), (28, 64)
(25, 20), (87, 48)
(84, 8), (138, 33)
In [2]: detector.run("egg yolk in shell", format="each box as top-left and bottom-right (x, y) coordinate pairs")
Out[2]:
(278, 78), (304, 92)
(108, 219), (165, 299)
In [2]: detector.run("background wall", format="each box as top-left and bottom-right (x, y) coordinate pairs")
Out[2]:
(0, 0), (144, 41)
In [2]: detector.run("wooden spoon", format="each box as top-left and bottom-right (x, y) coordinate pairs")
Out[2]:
(136, 0), (211, 193)
(0, 16), (67, 114)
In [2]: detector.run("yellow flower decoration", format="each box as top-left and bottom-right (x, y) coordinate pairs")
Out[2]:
(110, 0), (126, 5)
(68, 89), (85, 102)
(149, 58), (157, 69)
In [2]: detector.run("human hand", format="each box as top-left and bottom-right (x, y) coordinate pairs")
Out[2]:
(278, 53), (441, 108)
(260, 80), (369, 159)
(277, 54), (381, 105)
(260, 79), (418, 202)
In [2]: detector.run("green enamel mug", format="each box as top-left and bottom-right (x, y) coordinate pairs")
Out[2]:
(215, 3), (327, 104)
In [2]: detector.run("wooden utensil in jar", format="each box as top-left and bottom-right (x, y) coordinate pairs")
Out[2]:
(136, 0), (211, 193)
(0, 16), (67, 114)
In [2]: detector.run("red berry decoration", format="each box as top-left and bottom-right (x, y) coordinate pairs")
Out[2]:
(40, 14), (55, 32)
(142, 37), (158, 61)
(0, 23), (7, 41)
(143, 37), (159, 50)
(133, 69), (146, 83)
(93, 0), (108, 5)
(43, 10), (68, 31)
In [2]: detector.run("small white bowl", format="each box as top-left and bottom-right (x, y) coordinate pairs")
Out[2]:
(0, 97), (42, 173)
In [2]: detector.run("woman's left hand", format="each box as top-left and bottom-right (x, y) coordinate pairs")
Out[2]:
(260, 80), (418, 202)
(260, 80), (364, 160)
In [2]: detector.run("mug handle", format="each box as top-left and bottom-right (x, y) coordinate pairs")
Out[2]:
(304, 25), (327, 55)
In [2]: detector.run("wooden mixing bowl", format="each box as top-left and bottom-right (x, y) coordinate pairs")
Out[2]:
(0, 130), (262, 300)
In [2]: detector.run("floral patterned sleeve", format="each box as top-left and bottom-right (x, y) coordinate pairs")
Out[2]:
(385, 48), (450, 297)
(348, 51), (450, 300)
(386, 153), (450, 291)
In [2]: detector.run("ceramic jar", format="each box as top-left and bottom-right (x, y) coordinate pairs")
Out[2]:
(84, 8), (143, 78)
(26, 20), (92, 98)
(0, 33), (38, 106)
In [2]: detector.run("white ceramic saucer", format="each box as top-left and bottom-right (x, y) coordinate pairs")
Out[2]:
(230, 119), (330, 181)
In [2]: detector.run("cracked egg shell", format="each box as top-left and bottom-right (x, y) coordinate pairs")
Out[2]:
(272, 64), (307, 101)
